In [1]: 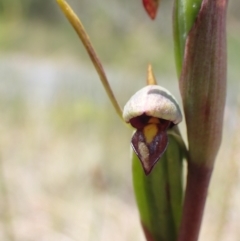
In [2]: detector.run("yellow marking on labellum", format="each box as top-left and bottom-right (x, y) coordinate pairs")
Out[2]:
(143, 124), (158, 144)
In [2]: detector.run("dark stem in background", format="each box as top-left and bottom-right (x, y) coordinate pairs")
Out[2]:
(177, 0), (228, 240)
(177, 163), (212, 241)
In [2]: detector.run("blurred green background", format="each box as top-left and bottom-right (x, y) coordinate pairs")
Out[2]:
(0, 0), (239, 240)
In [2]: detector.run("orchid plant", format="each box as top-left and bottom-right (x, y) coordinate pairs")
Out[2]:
(56, 0), (228, 240)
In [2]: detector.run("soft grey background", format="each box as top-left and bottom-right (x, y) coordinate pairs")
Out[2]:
(0, 0), (239, 240)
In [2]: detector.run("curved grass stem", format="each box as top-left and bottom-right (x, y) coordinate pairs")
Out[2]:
(56, 0), (123, 120)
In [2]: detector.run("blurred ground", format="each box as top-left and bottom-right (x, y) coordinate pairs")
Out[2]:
(0, 0), (240, 241)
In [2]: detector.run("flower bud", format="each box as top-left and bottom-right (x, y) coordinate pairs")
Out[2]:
(179, 0), (227, 167)
(142, 0), (161, 19)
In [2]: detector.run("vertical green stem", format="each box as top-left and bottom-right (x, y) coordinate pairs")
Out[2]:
(173, 0), (202, 75)
(132, 130), (184, 241)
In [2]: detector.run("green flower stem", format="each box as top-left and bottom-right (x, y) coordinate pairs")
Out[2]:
(132, 131), (184, 241)
(166, 131), (185, 233)
(133, 151), (175, 241)
(173, 0), (202, 75)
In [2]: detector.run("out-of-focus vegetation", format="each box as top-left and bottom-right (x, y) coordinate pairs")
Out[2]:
(0, 0), (240, 240)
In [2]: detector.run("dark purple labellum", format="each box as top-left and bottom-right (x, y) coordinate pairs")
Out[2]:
(131, 127), (168, 175)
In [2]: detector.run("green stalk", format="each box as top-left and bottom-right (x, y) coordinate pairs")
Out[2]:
(173, 0), (202, 75)
(132, 131), (184, 241)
